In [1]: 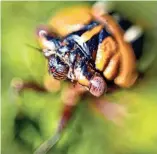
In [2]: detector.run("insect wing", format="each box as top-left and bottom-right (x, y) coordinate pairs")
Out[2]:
(49, 5), (92, 37)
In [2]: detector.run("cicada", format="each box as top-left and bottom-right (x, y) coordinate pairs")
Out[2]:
(36, 2), (144, 97)
(11, 2), (145, 154)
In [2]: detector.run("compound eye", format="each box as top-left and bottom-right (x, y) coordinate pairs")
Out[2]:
(51, 65), (69, 80)
(49, 56), (69, 80)
(89, 75), (107, 97)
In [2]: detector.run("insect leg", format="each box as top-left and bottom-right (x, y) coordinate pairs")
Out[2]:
(95, 36), (117, 72)
(93, 14), (138, 88)
(103, 52), (120, 80)
(109, 11), (144, 60)
(92, 1), (144, 61)
(34, 83), (85, 154)
(34, 104), (75, 154)
(11, 78), (47, 94)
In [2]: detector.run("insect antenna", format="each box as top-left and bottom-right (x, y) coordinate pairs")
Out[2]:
(25, 43), (42, 52)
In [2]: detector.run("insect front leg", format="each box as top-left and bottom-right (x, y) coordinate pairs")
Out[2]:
(34, 83), (86, 154)
(34, 104), (75, 154)
(10, 73), (62, 95)
(11, 78), (48, 94)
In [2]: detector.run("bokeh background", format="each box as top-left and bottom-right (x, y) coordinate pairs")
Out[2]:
(1, 1), (157, 154)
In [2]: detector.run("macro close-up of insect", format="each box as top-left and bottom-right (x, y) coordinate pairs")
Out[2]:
(36, 1), (144, 97)
(2, 1), (157, 154)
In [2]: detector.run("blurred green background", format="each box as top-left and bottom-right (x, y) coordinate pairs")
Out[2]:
(1, 1), (157, 154)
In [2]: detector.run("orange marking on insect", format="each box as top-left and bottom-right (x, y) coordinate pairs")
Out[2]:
(81, 25), (103, 42)
(95, 36), (117, 71)
(49, 6), (92, 36)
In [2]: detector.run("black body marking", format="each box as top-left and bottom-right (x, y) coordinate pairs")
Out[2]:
(98, 28), (111, 43)
(132, 34), (144, 59)
(70, 21), (99, 36)
(45, 12), (144, 83)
